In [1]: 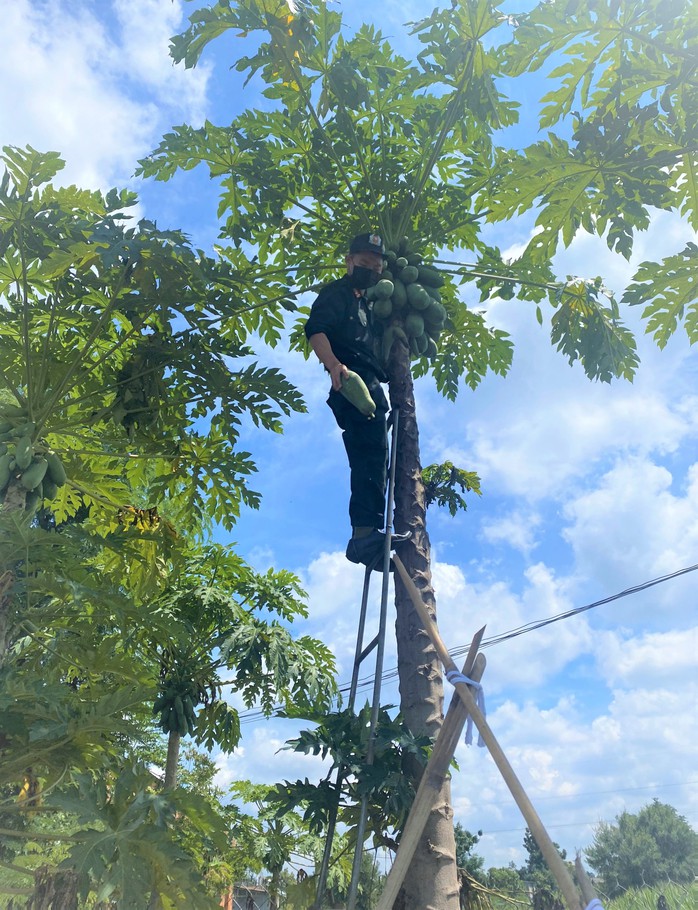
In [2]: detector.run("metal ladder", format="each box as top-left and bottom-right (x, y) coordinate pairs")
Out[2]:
(312, 408), (401, 910)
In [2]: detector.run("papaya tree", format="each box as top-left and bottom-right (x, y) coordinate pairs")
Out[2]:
(149, 546), (336, 791)
(139, 1), (698, 906)
(0, 145), (336, 908)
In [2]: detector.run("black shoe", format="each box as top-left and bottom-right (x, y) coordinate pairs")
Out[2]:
(345, 529), (411, 566)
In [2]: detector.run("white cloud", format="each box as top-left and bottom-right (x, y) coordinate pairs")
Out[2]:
(432, 558), (592, 694)
(562, 457), (698, 615)
(595, 626), (698, 690)
(481, 509), (542, 554)
(0, 0), (209, 189)
(450, 674), (698, 868)
(214, 723), (333, 791)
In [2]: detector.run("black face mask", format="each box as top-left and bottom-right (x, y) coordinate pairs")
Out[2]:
(348, 266), (379, 290)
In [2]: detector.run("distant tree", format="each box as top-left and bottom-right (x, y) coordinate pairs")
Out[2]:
(519, 827), (567, 881)
(519, 828), (567, 910)
(485, 865), (528, 909)
(455, 824), (485, 881)
(585, 800), (698, 898)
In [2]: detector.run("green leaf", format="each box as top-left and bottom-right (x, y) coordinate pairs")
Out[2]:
(623, 243), (698, 348)
(551, 279), (638, 381)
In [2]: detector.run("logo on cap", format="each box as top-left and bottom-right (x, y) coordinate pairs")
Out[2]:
(369, 234), (382, 248)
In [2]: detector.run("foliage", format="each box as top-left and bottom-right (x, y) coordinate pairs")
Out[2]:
(269, 704), (431, 849)
(423, 462), (481, 515)
(484, 866), (530, 909)
(585, 800), (698, 898)
(455, 824), (485, 881)
(0, 147), (336, 908)
(136, 2), (698, 905)
(141, 0), (696, 393)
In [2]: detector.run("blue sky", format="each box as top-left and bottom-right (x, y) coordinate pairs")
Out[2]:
(3, 0), (697, 873)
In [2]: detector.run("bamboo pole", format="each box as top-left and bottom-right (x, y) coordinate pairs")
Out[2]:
(575, 853), (600, 905)
(376, 641), (486, 910)
(392, 555), (585, 910)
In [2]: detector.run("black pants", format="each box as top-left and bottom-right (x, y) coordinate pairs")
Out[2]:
(328, 373), (389, 530)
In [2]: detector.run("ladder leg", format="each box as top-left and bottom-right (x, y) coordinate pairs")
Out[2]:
(312, 562), (373, 909)
(316, 409), (402, 910)
(346, 409), (401, 910)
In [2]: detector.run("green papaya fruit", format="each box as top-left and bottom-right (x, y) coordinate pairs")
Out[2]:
(20, 457), (48, 491)
(425, 285), (442, 302)
(398, 236), (412, 256)
(424, 301), (446, 325)
(391, 278), (407, 310)
(14, 436), (33, 471)
(406, 283), (431, 310)
(11, 421), (35, 439)
(46, 453), (67, 486)
(374, 278), (394, 299)
(174, 695), (186, 733)
(25, 486), (42, 514)
(42, 478), (58, 501)
(339, 371), (376, 418)
(0, 421), (13, 437)
(406, 252), (423, 265)
(384, 250), (397, 266)
(415, 333), (428, 355)
(1, 404), (27, 418)
(395, 256), (408, 269)
(0, 452), (11, 491)
(417, 265), (445, 288)
(183, 694), (196, 720)
(400, 265), (419, 285)
(405, 313), (425, 337)
(373, 297), (392, 319)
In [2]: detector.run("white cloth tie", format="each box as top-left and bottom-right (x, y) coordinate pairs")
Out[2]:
(445, 669), (486, 747)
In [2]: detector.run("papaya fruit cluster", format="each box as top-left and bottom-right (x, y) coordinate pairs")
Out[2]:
(153, 680), (199, 737)
(367, 237), (446, 365)
(0, 407), (66, 512)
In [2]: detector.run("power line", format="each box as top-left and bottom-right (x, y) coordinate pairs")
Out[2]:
(237, 559), (698, 724)
(516, 780), (698, 803)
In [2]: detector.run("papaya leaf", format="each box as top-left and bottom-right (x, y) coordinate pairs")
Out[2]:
(622, 243), (698, 348)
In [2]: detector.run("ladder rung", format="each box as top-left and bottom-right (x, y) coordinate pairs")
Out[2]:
(357, 634), (379, 664)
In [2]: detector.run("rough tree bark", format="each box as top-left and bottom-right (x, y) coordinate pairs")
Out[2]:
(387, 339), (460, 910)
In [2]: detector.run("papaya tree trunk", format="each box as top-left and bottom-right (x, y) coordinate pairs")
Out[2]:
(148, 731), (182, 910)
(0, 479), (26, 667)
(387, 339), (460, 910)
(164, 729), (181, 789)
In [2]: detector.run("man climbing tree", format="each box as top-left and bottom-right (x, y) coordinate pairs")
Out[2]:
(305, 232), (410, 566)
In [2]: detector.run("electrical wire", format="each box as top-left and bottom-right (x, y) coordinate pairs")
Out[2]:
(236, 560), (698, 725)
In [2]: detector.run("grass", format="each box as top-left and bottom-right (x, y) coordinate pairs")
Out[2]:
(606, 882), (698, 910)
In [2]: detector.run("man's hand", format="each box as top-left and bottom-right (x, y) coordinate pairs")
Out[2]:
(329, 361), (348, 391)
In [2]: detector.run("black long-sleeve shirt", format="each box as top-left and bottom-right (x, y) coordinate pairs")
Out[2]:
(304, 275), (387, 381)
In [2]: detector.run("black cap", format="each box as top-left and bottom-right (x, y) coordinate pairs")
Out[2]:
(349, 232), (385, 256)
